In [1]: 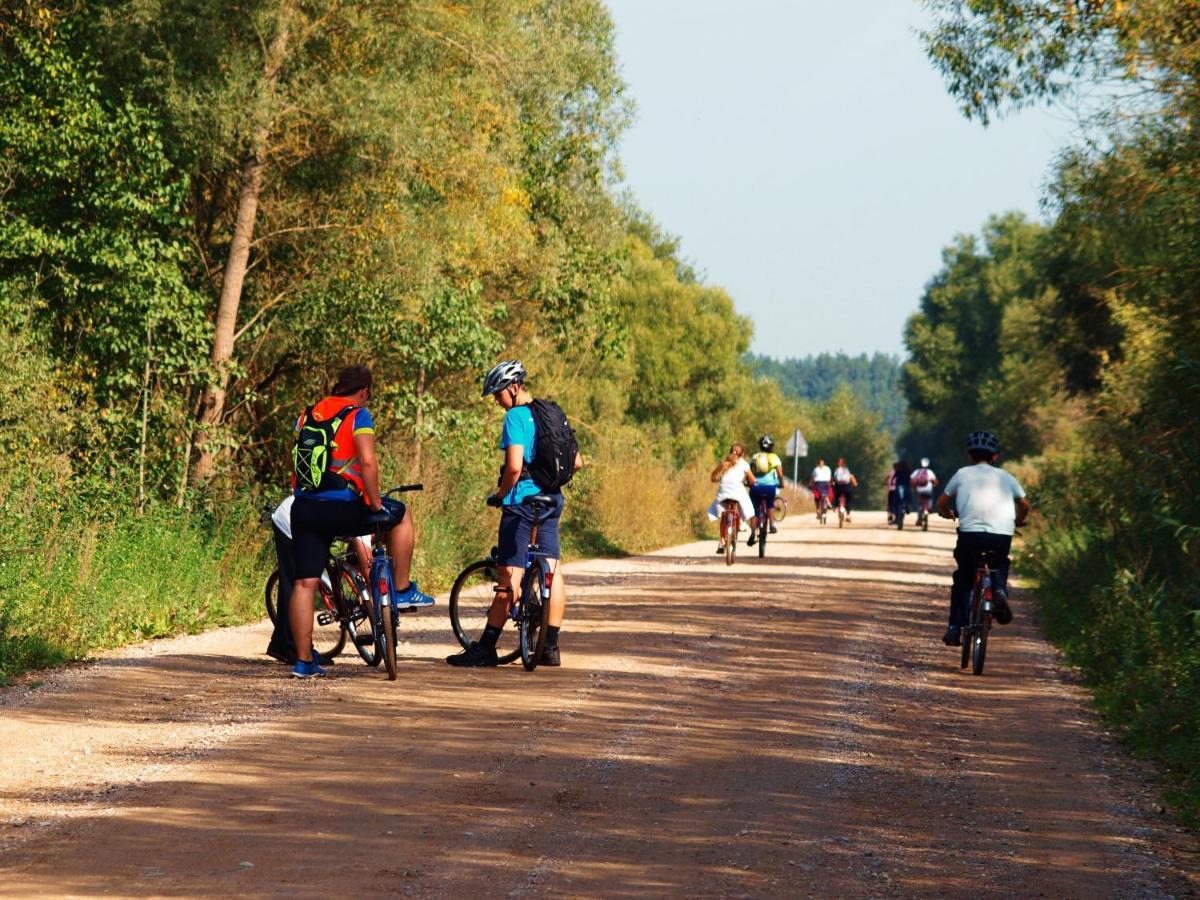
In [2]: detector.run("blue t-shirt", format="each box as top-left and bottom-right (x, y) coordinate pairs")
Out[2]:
(500, 405), (541, 506)
(293, 406), (375, 502)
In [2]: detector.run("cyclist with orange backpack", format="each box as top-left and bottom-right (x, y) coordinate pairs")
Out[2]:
(287, 365), (434, 679)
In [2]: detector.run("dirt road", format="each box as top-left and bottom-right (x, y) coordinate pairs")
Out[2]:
(1, 511), (1195, 898)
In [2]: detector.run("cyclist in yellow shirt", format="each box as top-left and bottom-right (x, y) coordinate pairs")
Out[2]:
(747, 435), (784, 546)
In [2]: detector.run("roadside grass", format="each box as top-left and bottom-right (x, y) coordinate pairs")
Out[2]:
(1024, 525), (1200, 826)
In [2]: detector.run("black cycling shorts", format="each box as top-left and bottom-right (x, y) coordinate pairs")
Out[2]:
(290, 495), (405, 580)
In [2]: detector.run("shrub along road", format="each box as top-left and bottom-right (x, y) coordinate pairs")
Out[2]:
(0, 512), (1195, 897)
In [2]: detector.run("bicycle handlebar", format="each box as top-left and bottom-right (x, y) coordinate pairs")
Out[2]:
(385, 483), (424, 497)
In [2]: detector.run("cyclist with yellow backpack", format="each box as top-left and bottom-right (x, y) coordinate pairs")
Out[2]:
(747, 435), (784, 547)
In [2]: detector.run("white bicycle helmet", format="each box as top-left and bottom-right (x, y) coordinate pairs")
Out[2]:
(481, 360), (526, 397)
(920, 457), (930, 467)
(965, 431), (1000, 454)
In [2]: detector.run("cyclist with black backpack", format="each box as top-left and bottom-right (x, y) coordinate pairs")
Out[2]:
(447, 360), (582, 668)
(288, 365), (434, 679)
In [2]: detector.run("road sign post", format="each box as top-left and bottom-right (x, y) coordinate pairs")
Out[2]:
(785, 428), (808, 485)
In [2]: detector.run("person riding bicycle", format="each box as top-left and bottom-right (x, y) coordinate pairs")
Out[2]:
(936, 431), (1030, 647)
(832, 457), (856, 522)
(892, 459), (912, 527)
(747, 435), (783, 546)
(911, 457), (938, 518)
(708, 442), (758, 553)
(447, 360), (582, 668)
(287, 365), (434, 679)
(809, 458), (832, 518)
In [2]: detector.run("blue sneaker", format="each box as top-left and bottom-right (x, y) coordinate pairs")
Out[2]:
(392, 581), (435, 609)
(291, 658), (327, 679)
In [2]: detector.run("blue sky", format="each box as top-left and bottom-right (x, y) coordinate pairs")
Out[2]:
(606, 0), (1081, 360)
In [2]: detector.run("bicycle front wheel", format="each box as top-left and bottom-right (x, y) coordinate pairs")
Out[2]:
(519, 566), (548, 671)
(341, 566), (379, 667)
(773, 497), (787, 522)
(372, 563), (397, 680)
(449, 559), (520, 665)
(314, 566), (348, 659)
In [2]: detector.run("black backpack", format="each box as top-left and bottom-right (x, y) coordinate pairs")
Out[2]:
(525, 399), (579, 492)
(292, 404), (359, 492)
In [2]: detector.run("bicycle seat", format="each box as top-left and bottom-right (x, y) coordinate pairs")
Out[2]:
(364, 508), (399, 529)
(521, 494), (558, 508)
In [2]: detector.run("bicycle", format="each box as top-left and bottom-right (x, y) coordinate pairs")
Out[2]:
(364, 484), (424, 680)
(753, 493), (771, 558)
(814, 489), (831, 525)
(961, 549), (1003, 675)
(915, 494), (933, 531)
(772, 494), (788, 522)
(263, 516), (378, 666)
(719, 499), (740, 565)
(448, 493), (559, 670)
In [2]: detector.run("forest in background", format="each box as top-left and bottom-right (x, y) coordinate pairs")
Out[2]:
(914, 0), (1200, 821)
(0, 1), (891, 679)
(748, 352), (906, 438)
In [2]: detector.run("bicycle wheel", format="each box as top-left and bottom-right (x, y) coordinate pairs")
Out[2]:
(313, 566), (348, 659)
(724, 512), (737, 565)
(922, 510), (929, 531)
(837, 505), (845, 528)
(341, 565), (379, 666)
(972, 616), (990, 675)
(757, 502), (767, 558)
(373, 562), (397, 681)
(449, 559), (520, 665)
(264, 569), (280, 625)
(518, 565), (548, 671)
(773, 496), (787, 522)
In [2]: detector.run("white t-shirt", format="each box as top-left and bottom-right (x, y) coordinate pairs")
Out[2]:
(833, 466), (853, 484)
(716, 458), (753, 502)
(911, 467), (937, 493)
(811, 464), (832, 483)
(943, 463), (1026, 535)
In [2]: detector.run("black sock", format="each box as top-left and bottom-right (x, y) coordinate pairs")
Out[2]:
(545, 625), (560, 648)
(480, 624), (502, 648)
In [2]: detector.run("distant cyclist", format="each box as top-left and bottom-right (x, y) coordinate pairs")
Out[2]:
(892, 460), (912, 528)
(809, 457), (832, 519)
(911, 457), (938, 519)
(708, 443), (758, 553)
(833, 458), (857, 522)
(747, 435), (783, 546)
(937, 431), (1030, 647)
(447, 360), (582, 668)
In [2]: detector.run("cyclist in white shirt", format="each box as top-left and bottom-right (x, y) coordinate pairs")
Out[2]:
(832, 458), (856, 522)
(936, 432), (1030, 647)
(708, 443), (758, 553)
(911, 457), (938, 518)
(809, 458), (833, 519)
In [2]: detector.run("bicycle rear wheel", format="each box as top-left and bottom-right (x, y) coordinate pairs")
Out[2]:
(264, 569), (280, 625)
(757, 502), (767, 558)
(341, 565), (379, 666)
(972, 618), (990, 675)
(449, 559), (520, 665)
(518, 566), (548, 671)
(837, 505), (845, 528)
(724, 512), (737, 565)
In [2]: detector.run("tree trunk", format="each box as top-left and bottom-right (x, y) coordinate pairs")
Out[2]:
(191, 7), (294, 483)
(412, 366), (426, 479)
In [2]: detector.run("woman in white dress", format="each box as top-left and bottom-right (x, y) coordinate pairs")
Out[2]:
(707, 443), (758, 553)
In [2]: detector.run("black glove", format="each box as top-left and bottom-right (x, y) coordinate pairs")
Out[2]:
(486, 493), (502, 508)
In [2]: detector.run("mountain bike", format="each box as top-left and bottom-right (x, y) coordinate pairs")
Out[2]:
(753, 493), (771, 558)
(263, 522), (377, 665)
(448, 493), (559, 670)
(915, 494), (933, 531)
(719, 499), (741, 565)
(365, 484), (424, 681)
(772, 495), (788, 522)
(961, 549), (1002, 675)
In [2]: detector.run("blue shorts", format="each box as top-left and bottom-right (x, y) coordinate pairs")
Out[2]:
(748, 484), (778, 514)
(498, 494), (564, 567)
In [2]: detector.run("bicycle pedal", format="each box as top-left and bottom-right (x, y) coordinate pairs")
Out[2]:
(316, 612), (336, 626)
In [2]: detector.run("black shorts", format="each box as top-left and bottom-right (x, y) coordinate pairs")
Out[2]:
(498, 494), (564, 568)
(290, 495), (405, 579)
